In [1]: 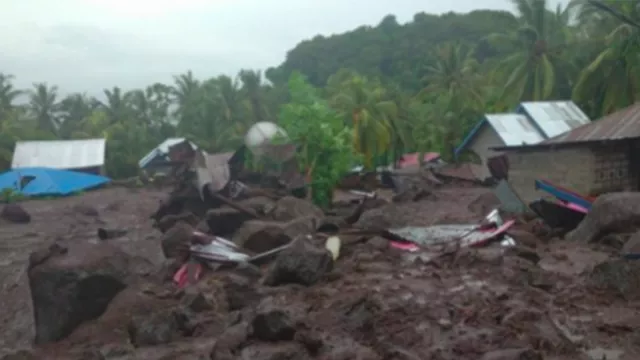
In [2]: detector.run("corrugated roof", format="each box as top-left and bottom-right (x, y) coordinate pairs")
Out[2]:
(542, 102), (640, 144)
(12, 139), (106, 169)
(485, 114), (546, 146)
(139, 138), (197, 168)
(518, 101), (591, 138)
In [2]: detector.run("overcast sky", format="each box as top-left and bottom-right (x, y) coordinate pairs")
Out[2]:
(2, 0), (568, 96)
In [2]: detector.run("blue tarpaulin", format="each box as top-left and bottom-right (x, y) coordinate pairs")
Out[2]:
(0, 167), (111, 197)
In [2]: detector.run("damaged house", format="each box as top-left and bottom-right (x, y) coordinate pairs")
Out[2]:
(139, 138), (198, 174)
(493, 102), (640, 204)
(454, 101), (590, 180)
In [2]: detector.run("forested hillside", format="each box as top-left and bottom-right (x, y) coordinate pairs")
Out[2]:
(0, 0), (638, 180)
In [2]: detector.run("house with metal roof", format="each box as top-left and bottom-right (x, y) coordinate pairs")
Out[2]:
(492, 102), (640, 204)
(11, 138), (106, 174)
(454, 101), (590, 180)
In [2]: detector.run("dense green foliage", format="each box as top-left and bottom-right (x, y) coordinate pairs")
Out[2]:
(0, 0), (638, 185)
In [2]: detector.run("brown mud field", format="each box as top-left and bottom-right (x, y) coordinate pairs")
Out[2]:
(1, 185), (639, 359)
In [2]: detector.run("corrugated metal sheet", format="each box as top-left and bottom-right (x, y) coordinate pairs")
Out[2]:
(485, 114), (545, 146)
(542, 102), (640, 144)
(139, 138), (197, 168)
(519, 101), (591, 138)
(12, 139), (106, 169)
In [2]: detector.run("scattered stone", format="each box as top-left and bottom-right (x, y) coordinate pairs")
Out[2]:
(567, 192), (640, 243)
(180, 287), (215, 313)
(219, 273), (262, 310)
(263, 237), (334, 287)
(367, 236), (389, 250)
(232, 220), (291, 253)
(28, 242), (152, 344)
(128, 308), (194, 347)
(0, 203), (31, 224)
(161, 221), (193, 259)
(205, 207), (253, 236)
(588, 259), (640, 300)
(157, 211), (199, 233)
(251, 303), (296, 341)
(270, 196), (324, 222)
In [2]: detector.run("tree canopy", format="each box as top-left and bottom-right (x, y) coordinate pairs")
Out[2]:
(0, 0), (638, 183)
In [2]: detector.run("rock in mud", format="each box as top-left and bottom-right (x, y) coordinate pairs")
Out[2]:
(128, 308), (194, 347)
(232, 220), (291, 253)
(210, 322), (250, 359)
(480, 348), (542, 360)
(0, 203), (31, 224)
(157, 211), (199, 233)
(269, 196), (324, 222)
(28, 242), (153, 344)
(180, 287), (215, 313)
(567, 192), (640, 243)
(367, 236), (389, 250)
(251, 305), (296, 341)
(263, 237), (334, 287)
(161, 221), (193, 259)
(588, 259), (640, 300)
(205, 207), (254, 236)
(219, 273), (262, 310)
(507, 229), (540, 248)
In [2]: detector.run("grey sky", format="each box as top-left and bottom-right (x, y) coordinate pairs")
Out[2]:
(2, 0), (568, 96)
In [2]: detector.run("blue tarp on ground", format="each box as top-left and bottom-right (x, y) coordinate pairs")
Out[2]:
(0, 167), (111, 196)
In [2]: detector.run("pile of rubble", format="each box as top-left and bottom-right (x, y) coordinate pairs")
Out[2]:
(9, 143), (640, 359)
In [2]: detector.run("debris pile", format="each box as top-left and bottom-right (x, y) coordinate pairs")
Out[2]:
(4, 145), (640, 359)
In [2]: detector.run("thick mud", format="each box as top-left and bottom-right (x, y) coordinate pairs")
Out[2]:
(0, 185), (638, 359)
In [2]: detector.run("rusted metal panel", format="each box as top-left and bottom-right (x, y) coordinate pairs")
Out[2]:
(543, 102), (640, 144)
(12, 138), (106, 169)
(519, 101), (591, 138)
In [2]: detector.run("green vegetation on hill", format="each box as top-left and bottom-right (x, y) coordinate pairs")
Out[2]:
(0, 0), (638, 183)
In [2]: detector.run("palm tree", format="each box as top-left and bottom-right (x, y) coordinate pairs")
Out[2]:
(58, 93), (99, 138)
(0, 74), (23, 117)
(28, 83), (59, 134)
(571, 0), (640, 117)
(102, 87), (131, 124)
(488, 0), (571, 103)
(327, 73), (395, 168)
(239, 70), (268, 123)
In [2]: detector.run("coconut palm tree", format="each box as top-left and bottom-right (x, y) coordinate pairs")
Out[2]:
(28, 83), (59, 134)
(572, 0), (640, 116)
(488, 0), (572, 102)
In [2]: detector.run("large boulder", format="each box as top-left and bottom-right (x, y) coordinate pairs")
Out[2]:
(28, 242), (153, 344)
(205, 207), (254, 236)
(1, 203), (31, 224)
(588, 259), (640, 300)
(232, 220), (291, 254)
(567, 192), (640, 243)
(263, 237), (334, 287)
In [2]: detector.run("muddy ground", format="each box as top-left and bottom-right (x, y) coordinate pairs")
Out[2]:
(0, 185), (637, 359)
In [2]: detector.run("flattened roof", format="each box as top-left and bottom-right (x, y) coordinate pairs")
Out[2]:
(11, 139), (106, 169)
(518, 101), (591, 138)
